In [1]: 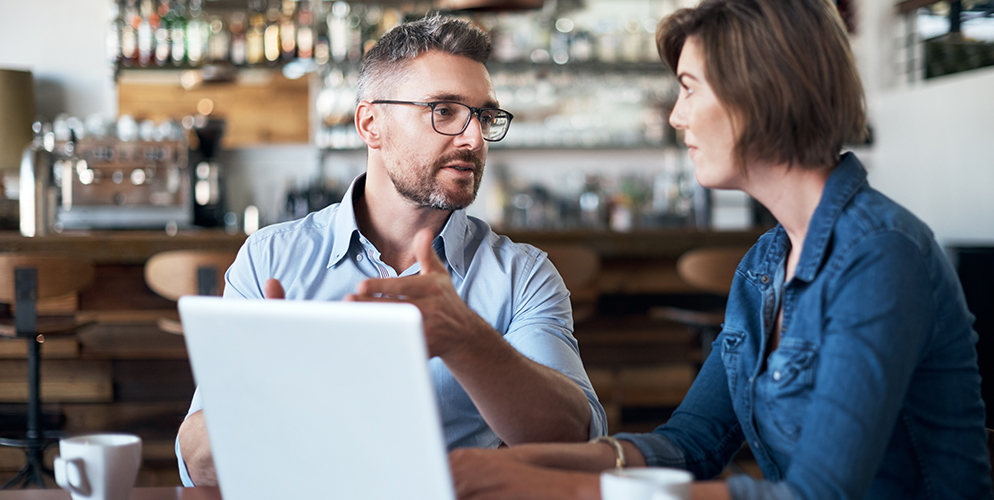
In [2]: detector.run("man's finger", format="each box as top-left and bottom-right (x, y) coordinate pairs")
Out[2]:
(414, 228), (447, 275)
(264, 278), (285, 299)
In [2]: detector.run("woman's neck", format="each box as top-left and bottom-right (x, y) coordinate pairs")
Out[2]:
(742, 162), (833, 277)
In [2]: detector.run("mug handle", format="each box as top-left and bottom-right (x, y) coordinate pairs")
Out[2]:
(54, 457), (91, 496)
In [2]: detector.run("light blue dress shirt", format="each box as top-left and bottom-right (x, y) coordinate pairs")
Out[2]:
(177, 174), (607, 486)
(616, 154), (991, 499)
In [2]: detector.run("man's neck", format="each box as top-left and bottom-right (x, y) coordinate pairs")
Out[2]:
(354, 169), (452, 273)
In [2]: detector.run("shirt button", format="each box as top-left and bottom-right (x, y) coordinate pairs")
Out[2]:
(772, 370), (781, 381)
(360, 237), (367, 244)
(356, 254), (364, 262)
(761, 275), (770, 283)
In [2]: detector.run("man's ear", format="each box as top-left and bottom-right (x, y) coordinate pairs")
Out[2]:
(354, 101), (381, 149)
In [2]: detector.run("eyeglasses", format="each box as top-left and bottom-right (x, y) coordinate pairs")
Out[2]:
(370, 100), (514, 142)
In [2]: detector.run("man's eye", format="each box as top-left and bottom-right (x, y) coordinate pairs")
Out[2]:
(434, 105), (453, 117)
(480, 112), (497, 125)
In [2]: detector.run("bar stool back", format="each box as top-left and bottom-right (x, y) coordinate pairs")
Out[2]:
(144, 250), (237, 335)
(0, 254), (94, 489)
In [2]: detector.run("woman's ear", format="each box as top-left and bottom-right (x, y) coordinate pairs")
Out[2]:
(354, 101), (381, 149)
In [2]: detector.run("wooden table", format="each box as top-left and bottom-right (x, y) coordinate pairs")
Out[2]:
(0, 487), (220, 499)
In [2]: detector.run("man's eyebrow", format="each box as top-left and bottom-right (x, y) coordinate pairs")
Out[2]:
(426, 92), (499, 109)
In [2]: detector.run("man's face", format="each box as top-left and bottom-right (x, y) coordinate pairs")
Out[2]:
(375, 51), (497, 211)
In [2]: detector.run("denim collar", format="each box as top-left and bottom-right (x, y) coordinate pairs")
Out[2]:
(750, 153), (867, 284)
(326, 173), (471, 278)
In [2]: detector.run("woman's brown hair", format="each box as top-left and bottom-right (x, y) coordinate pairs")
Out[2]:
(657, 0), (867, 169)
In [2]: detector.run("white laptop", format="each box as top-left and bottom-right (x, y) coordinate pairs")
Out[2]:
(179, 296), (455, 500)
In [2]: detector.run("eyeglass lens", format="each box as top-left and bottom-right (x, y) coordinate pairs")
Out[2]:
(431, 102), (511, 141)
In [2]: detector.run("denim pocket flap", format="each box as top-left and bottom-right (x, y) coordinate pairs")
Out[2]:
(767, 340), (817, 389)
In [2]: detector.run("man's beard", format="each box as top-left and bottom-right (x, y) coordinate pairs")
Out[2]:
(388, 150), (485, 211)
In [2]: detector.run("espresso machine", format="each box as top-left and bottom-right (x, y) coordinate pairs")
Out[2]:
(20, 130), (191, 235)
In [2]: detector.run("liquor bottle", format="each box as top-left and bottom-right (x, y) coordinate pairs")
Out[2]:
(107, 1), (123, 66)
(279, 0), (297, 61)
(171, 0), (187, 65)
(186, 0), (209, 66)
(263, 1), (281, 63)
(137, 0), (155, 66)
(154, 0), (172, 66)
(120, 0), (139, 66)
(327, 1), (349, 63)
(208, 16), (230, 62)
(230, 12), (248, 66)
(297, 4), (314, 60)
(246, 12), (266, 65)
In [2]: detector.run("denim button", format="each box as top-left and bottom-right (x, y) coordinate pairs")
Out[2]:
(761, 275), (770, 284)
(773, 370), (782, 381)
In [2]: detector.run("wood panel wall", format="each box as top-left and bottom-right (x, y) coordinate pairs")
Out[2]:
(118, 71), (310, 149)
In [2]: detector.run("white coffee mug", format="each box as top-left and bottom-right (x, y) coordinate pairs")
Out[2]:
(601, 467), (693, 500)
(54, 434), (142, 500)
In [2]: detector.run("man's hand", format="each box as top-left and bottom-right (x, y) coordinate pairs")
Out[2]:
(345, 228), (492, 359)
(450, 447), (600, 500)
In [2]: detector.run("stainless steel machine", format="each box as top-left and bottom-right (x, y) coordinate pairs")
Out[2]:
(20, 134), (191, 235)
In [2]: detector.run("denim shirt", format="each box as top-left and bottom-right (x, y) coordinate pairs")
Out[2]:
(176, 174), (607, 486)
(617, 153), (991, 500)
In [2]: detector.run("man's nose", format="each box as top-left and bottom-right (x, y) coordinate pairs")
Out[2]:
(455, 113), (486, 149)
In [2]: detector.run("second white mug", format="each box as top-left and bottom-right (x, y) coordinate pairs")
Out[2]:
(601, 467), (693, 500)
(54, 433), (142, 500)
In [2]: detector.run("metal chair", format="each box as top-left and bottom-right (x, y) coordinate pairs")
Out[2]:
(0, 254), (94, 489)
(143, 250), (237, 335)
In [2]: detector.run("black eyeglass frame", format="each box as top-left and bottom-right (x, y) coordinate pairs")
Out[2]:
(369, 100), (514, 142)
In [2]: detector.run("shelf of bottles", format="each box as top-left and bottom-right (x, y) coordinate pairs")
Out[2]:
(109, 0), (679, 151)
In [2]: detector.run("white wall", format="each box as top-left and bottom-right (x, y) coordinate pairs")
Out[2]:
(866, 66), (994, 247)
(0, 0), (116, 119)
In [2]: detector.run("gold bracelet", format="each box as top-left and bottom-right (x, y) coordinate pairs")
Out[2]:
(591, 436), (626, 469)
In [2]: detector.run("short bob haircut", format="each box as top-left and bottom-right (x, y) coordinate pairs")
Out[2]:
(657, 0), (867, 169)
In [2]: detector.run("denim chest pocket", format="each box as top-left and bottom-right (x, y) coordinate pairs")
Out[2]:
(719, 330), (746, 390)
(764, 340), (818, 441)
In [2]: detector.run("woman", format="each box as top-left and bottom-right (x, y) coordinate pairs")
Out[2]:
(449, 0), (992, 498)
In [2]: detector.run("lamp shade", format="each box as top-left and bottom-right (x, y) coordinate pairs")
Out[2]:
(0, 69), (35, 173)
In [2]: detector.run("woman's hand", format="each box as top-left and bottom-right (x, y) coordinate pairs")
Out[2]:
(450, 447), (601, 500)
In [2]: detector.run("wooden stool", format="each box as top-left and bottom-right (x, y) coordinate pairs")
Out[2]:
(144, 250), (237, 335)
(0, 254), (94, 489)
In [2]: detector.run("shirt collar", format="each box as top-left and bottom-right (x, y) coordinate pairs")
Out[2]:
(437, 209), (471, 279)
(325, 173), (474, 278)
(327, 174), (365, 269)
(791, 152), (867, 282)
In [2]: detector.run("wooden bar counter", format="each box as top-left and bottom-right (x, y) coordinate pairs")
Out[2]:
(0, 227), (767, 485)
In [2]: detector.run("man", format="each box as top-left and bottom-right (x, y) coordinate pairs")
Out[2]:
(175, 15), (607, 486)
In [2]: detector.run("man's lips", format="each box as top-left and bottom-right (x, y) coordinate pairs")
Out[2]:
(443, 163), (476, 173)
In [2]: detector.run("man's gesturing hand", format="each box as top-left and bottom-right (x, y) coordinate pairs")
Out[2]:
(345, 228), (493, 359)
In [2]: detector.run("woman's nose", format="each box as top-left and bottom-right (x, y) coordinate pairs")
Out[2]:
(669, 99), (687, 130)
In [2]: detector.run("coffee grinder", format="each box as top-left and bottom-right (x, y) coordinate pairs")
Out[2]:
(188, 115), (226, 227)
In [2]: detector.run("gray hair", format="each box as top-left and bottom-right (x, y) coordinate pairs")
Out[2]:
(356, 14), (492, 102)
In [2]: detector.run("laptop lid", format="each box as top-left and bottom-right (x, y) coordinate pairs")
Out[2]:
(179, 296), (454, 500)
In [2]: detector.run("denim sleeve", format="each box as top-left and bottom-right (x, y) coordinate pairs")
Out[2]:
(777, 231), (935, 499)
(616, 335), (744, 479)
(501, 252), (608, 439)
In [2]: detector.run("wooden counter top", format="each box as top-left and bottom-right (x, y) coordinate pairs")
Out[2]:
(502, 227), (770, 259)
(0, 227), (769, 263)
(0, 230), (247, 264)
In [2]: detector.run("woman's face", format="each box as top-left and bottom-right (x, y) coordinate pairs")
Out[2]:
(669, 36), (742, 190)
